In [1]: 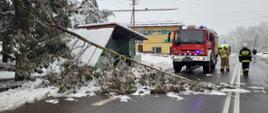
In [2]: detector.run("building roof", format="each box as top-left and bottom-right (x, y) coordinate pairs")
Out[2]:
(71, 28), (114, 67)
(77, 23), (147, 40)
(132, 21), (184, 28)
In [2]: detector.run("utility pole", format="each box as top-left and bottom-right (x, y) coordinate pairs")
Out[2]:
(130, 0), (137, 27)
(111, 0), (177, 27)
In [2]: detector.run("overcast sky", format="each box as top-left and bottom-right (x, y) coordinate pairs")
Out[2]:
(97, 0), (268, 35)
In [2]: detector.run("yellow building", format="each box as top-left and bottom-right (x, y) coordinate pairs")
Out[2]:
(133, 22), (183, 54)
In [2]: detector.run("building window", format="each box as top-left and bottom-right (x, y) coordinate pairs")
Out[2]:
(161, 30), (171, 35)
(142, 30), (172, 36)
(138, 45), (143, 52)
(152, 47), (162, 53)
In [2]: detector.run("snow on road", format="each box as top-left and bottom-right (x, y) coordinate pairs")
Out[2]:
(166, 92), (184, 101)
(181, 90), (226, 96)
(221, 88), (251, 93)
(117, 95), (132, 102)
(247, 86), (266, 93)
(64, 97), (77, 101)
(248, 86), (265, 90)
(45, 99), (59, 104)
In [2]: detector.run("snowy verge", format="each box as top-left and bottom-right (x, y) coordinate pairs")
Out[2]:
(65, 83), (100, 98)
(51, 81), (100, 98)
(0, 79), (58, 112)
(132, 84), (152, 96)
(257, 52), (268, 59)
(0, 71), (15, 79)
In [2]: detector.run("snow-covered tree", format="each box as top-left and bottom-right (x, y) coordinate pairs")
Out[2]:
(226, 22), (268, 52)
(0, 0), (113, 81)
(0, 0), (74, 80)
(0, 0), (14, 63)
(70, 0), (113, 26)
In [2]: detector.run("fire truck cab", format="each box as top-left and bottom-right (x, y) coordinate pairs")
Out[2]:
(171, 25), (219, 73)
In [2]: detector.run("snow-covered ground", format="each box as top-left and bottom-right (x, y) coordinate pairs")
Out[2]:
(0, 78), (100, 112)
(141, 53), (173, 71)
(0, 79), (58, 112)
(257, 52), (268, 59)
(0, 71), (15, 79)
(63, 81), (100, 98)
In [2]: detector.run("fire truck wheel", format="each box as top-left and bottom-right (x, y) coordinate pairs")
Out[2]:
(212, 63), (216, 71)
(186, 65), (192, 70)
(173, 62), (182, 73)
(203, 61), (212, 74)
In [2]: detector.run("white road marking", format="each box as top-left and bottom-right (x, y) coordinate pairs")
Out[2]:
(233, 65), (241, 113)
(92, 96), (119, 106)
(230, 64), (239, 85)
(222, 92), (233, 113)
(223, 64), (238, 113)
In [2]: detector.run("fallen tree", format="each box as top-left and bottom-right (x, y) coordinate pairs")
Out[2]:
(47, 24), (234, 95)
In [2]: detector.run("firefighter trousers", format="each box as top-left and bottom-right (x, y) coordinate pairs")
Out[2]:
(221, 57), (229, 70)
(242, 62), (250, 74)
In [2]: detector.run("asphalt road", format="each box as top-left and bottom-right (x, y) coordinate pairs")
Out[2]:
(2, 55), (268, 113)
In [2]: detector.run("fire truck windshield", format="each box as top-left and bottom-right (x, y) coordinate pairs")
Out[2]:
(175, 30), (205, 44)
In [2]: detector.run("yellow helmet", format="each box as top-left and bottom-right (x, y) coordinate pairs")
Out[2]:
(222, 44), (229, 49)
(218, 45), (222, 49)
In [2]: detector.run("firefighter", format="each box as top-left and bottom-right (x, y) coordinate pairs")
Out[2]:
(219, 45), (230, 72)
(252, 48), (257, 62)
(239, 43), (252, 76)
(224, 44), (231, 70)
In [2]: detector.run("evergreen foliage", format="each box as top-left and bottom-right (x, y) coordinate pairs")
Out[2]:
(0, 0), (113, 80)
(71, 0), (114, 26)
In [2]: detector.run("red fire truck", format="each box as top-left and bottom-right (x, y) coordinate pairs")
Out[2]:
(170, 25), (219, 73)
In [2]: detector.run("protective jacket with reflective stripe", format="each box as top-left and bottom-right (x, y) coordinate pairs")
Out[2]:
(239, 47), (252, 62)
(219, 48), (229, 58)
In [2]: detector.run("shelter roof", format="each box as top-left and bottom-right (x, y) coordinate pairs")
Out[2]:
(78, 23), (147, 40)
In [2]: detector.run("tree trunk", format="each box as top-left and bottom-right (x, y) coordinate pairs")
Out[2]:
(13, 0), (32, 81)
(15, 53), (31, 81)
(2, 40), (8, 63)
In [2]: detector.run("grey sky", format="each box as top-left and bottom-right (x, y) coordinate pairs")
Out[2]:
(97, 0), (268, 35)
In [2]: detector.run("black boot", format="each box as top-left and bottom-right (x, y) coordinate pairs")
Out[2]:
(220, 68), (224, 72)
(243, 70), (249, 77)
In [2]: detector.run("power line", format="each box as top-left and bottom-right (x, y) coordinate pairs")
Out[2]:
(111, 8), (178, 12)
(110, 0), (177, 27)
